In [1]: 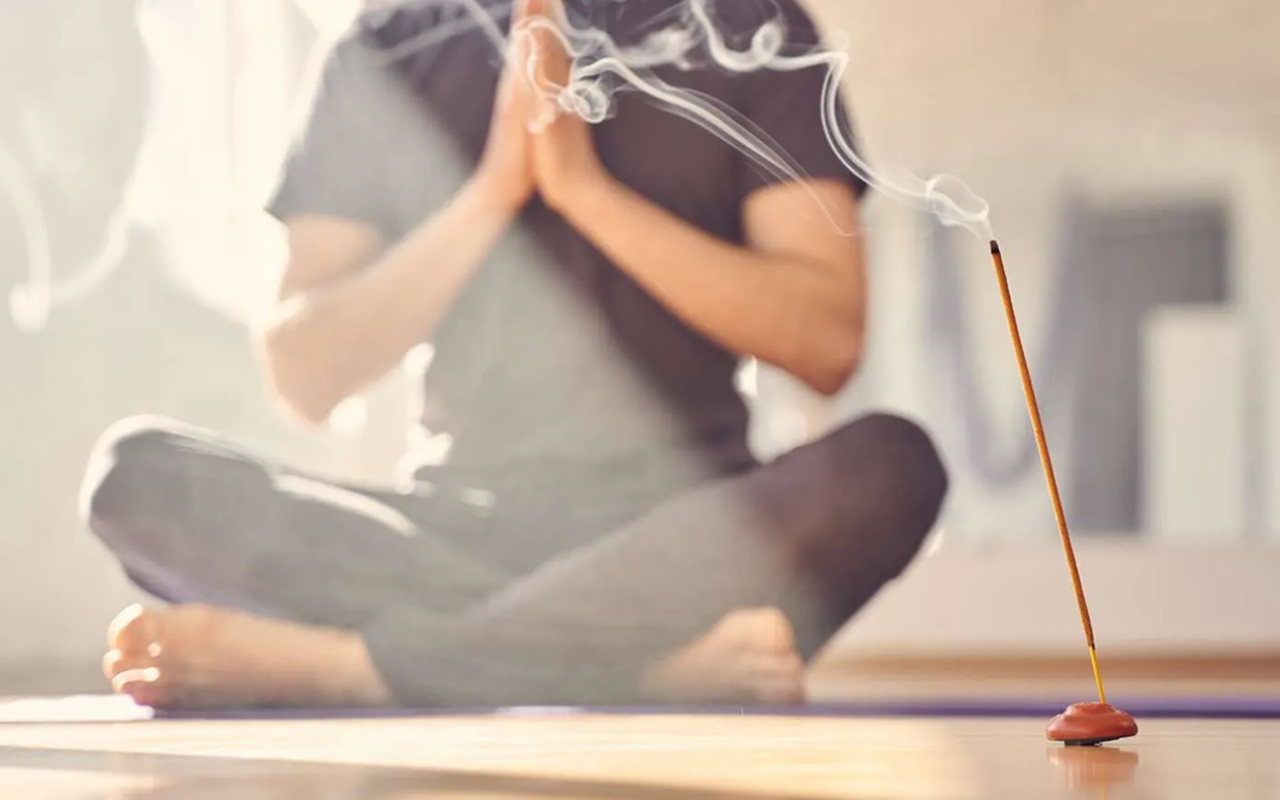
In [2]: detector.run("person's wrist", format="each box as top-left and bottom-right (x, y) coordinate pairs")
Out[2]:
(467, 164), (529, 218)
(545, 167), (617, 220)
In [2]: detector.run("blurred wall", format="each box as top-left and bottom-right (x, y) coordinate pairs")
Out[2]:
(803, 0), (1280, 541)
(0, 0), (403, 691)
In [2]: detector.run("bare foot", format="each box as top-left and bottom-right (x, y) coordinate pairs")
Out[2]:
(640, 608), (806, 705)
(103, 605), (390, 709)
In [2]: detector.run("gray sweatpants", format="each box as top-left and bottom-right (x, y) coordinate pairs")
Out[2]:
(82, 413), (946, 706)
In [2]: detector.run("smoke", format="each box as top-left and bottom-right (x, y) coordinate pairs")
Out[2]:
(3, 146), (132, 332)
(1, 0), (149, 332)
(0, 141), (53, 332)
(3, 0), (296, 333)
(4, 0), (995, 333)
(497, 0), (995, 237)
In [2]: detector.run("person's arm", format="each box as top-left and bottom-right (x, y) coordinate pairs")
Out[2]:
(524, 0), (867, 396)
(261, 176), (521, 425)
(555, 178), (865, 396)
(260, 24), (537, 425)
(522, 16), (862, 395)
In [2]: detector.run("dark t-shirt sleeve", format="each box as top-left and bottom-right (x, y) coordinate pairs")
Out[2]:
(267, 36), (400, 235)
(732, 5), (869, 201)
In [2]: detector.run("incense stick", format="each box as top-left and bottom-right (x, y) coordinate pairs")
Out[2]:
(989, 239), (1107, 705)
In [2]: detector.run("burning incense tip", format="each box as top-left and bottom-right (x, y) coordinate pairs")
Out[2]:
(990, 239), (1001, 256)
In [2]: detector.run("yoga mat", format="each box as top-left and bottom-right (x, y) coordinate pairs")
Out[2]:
(4, 695), (1280, 725)
(0, 695), (155, 724)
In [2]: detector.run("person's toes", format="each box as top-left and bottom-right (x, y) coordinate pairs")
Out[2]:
(112, 664), (166, 700)
(761, 673), (806, 704)
(745, 656), (804, 704)
(112, 665), (161, 691)
(775, 655), (807, 702)
(108, 605), (164, 654)
(719, 607), (796, 654)
(749, 607), (796, 653)
(103, 649), (156, 683)
(116, 669), (177, 708)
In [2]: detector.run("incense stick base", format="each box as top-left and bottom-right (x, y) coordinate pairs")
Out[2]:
(1047, 702), (1139, 746)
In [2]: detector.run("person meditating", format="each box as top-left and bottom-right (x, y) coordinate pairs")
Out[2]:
(84, 0), (947, 708)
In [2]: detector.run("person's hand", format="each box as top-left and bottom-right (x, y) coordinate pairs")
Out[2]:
(518, 0), (611, 213)
(472, 20), (537, 214)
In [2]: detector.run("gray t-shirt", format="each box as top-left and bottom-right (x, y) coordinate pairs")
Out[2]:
(269, 0), (866, 492)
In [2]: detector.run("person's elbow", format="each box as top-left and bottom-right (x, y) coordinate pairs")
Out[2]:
(259, 315), (341, 428)
(802, 324), (863, 398)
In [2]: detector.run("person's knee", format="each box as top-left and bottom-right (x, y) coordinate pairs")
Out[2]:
(828, 412), (949, 564)
(856, 412), (948, 510)
(79, 415), (188, 544)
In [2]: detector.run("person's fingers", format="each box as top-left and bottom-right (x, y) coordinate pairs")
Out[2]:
(511, 0), (539, 28)
(512, 0), (567, 89)
(522, 0), (547, 21)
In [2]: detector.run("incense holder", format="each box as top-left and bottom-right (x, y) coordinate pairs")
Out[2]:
(1047, 702), (1139, 746)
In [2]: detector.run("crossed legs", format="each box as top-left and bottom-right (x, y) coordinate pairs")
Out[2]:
(85, 413), (947, 708)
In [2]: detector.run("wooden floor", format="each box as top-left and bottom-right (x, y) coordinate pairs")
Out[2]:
(0, 705), (1276, 800)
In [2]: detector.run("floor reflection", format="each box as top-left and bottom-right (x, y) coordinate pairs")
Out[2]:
(1047, 744), (1141, 797)
(0, 746), (833, 800)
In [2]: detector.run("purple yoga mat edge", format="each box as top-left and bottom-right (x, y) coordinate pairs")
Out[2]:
(4, 695), (1280, 724)
(151, 697), (1280, 722)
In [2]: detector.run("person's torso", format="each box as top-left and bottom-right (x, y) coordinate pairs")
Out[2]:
(359, 1), (761, 488)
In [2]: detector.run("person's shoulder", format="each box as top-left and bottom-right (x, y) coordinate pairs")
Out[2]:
(309, 1), (450, 91)
(346, 0), (492, 87)
(289, 4), (442, 128)
(705, 0), (819, 23)
(354, 0), (444, 53)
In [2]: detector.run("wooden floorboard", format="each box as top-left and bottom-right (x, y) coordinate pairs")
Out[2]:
(0, 710), (1275, 799)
